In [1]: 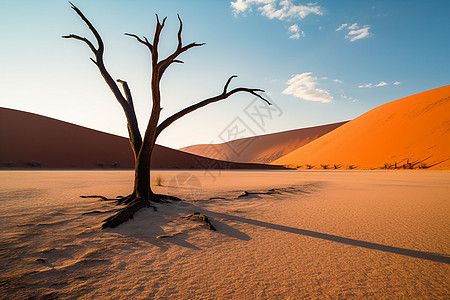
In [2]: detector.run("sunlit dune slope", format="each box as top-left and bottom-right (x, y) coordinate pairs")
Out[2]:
(179, 122), (347, 163)
(274, 85), (450, 170)
(0, 108), (285, 170)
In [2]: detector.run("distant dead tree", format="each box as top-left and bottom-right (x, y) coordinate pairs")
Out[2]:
(63, 3), (270, 228)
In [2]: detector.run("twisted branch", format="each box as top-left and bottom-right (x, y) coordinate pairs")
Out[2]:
(63, 2), (142, 155)
(124, 33), (153, 52)
(155, 75), (271, 138)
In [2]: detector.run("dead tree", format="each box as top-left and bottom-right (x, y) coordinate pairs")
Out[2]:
(63, 3), (270, 228)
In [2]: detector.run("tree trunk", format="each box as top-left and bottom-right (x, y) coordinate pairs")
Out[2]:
(134, 151), (152, 201)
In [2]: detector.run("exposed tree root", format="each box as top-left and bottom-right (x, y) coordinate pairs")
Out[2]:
(102, 197), (152, 229)
(80, 193), (183, 229)
(185, 212), (216, 231)
(237, 187), (296, 198)
(82, 210), (112, 215)
(86, 187), (297, 230)
(80, 195), (112, 201)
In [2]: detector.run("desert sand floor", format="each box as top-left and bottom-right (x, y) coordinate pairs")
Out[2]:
(0, 170), (449, 299)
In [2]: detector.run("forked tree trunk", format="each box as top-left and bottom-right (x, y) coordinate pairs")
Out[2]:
(64, 3), (270, 229)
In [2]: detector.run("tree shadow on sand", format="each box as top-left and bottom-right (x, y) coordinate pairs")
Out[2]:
(182, 202), (449, 264)
(96, 183), (449, 264)
(107, 203), (251, 251)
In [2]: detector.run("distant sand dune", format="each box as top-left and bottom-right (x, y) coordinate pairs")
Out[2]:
(0, 108), (284, 170)
(179, 122), (347, 163)
(274, 85), (450, 170)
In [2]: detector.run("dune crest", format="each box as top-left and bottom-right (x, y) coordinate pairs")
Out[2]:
(274, 85), (450, 170)
(180, 122), (347, 163)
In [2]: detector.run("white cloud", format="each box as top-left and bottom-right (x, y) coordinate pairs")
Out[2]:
(230, 0), (272, 15)
(394, 81), (401, 85)
(359, 81), (389, 88)
(259, 1), (324, 21)
(346, 25), (371, 41)
(348, 22), (359, 30)
(374, 81), (388, 87)
(231, 1), (323, 39)
(336, 23), (348, 31)
(231, 0), (324, 21)
(288, 24), (305, 39)
(288, 24), (299, 32)
(336, 22), (372, 41)
(282, 72), (333, 103)
(358, 83), (373, 88)
(333, 79), (344, 83)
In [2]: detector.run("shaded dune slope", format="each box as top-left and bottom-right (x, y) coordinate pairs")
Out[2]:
(0, 108), (285, 170)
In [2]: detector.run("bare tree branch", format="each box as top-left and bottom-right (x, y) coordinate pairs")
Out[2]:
(223, 75), (238, 94)
(157, 15), (205, 78)
(229, 87), (271, 105)
(124, 33), (153, 52)
(62, 34), (97, 53)
(117, 79), (134, 108)
(68, 1), (104, 56)
(64, 2), (142, 155)
(176, 14), (183, 51)
(155, 76), (271, 138)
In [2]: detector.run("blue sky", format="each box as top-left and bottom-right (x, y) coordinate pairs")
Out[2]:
(1, 0), (449, 149)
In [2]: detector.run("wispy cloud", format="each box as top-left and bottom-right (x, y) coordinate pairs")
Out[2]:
(358, 83), (373, 88)
(336, 23), (348, 31)
(333, 79), (344, 83)
(347, 26), (371, 41)
(288, 24), (305, 39)
(336, 22), (372, 41)
(283, 72), (333, 103)
(230, 0), (324, 38)
(358, 81), (395, 88)
(230, 0), (272, 15)
(339, 90), (358, 102)
(374, 81), (388, 87)
(348, 23), (359, 30)
(258, 1), (324, 21)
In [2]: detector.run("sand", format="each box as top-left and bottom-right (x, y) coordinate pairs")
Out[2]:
(179, 122), (347, 164)
(274, 85), (450, 170)
(0, 170), (449, 299)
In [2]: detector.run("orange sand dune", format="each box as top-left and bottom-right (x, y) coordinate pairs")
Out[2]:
(0, 108), (284, 170)
(274, 85), (450, 170)
(180, 122), (347, 163)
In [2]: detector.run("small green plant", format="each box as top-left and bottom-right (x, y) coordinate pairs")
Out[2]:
(156, 175), (163, 186)
(320, 164), (330, 170)
(333, 164), (342, 170)
(348, 165), (357, 170)
(306, 164), (315, 169)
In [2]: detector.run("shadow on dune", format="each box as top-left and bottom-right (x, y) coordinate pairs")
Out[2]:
(198, 209), (450, 264)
